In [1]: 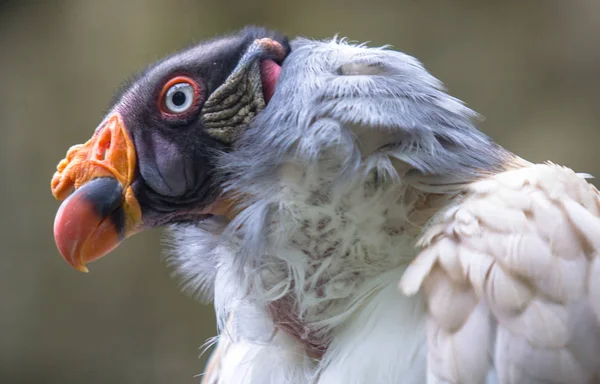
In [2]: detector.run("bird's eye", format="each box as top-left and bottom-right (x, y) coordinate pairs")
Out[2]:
(165, 83), (194, 113)
(159, 76), (202, 116)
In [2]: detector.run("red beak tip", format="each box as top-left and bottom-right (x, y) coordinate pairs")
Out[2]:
(52, 178), (125, 273)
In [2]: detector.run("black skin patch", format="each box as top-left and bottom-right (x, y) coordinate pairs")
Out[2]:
(80, 177), (126, 240)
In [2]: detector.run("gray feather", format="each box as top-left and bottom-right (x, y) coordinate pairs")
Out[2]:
(221, 37), (512, 200)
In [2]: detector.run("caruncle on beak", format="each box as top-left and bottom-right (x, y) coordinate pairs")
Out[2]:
(50, 113), (142, 272)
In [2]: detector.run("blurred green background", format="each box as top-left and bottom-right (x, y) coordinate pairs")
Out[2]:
(1, 0), (599, 383)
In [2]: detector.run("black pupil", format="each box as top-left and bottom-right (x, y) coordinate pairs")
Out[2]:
(172, 91), (187, 107)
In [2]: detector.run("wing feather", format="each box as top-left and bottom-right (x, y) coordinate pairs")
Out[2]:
(200, 315), (234, 384)
(200, 336), (228, 384)
(400, 163), (600, 384)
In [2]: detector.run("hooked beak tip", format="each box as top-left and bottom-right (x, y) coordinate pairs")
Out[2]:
(53, 177), (128, 272)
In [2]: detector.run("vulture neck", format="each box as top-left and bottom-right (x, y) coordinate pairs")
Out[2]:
(218, 158), (456, 357)
(193, 144), (526, 382)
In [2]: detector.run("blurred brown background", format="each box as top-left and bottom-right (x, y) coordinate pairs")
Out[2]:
(0, 0), (598, 383)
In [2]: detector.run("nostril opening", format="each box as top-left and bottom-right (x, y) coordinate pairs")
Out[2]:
(95, 136), (111, 161)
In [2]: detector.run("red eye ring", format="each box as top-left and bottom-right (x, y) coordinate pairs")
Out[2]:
(158, 76), (203, 118)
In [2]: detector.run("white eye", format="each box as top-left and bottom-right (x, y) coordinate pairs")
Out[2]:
(164, 82), (195, 114)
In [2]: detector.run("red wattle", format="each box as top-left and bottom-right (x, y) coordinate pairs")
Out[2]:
(260, 59), (282, 103)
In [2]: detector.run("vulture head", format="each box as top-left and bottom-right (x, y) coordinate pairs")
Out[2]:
(51, 27), (289, 272)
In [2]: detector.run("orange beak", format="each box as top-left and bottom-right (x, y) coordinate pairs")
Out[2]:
(51, 113), (142, 272)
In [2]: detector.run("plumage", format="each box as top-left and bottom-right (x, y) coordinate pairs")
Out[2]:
(401, 164), (600, 383)
(49, 28), (600, 383)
